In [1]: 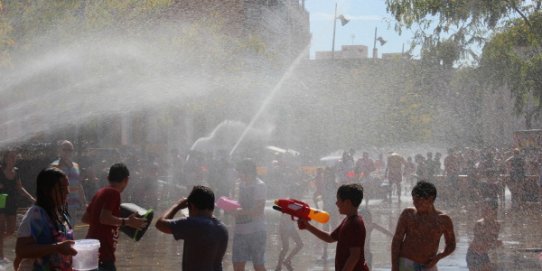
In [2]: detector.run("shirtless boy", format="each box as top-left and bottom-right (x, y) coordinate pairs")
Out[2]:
(391, 181), (456, 271)
(466, 198), (501, 271)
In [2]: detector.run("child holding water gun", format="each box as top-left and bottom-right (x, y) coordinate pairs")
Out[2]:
(297, 183), (369, 271)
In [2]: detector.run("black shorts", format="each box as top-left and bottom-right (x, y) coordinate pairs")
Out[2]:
(98, 261), (116, 271)
(0, 200), (18, 216)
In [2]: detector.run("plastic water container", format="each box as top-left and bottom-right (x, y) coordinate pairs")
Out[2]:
(119, 203), (154, 241)
(216, 196), (240, 212)
(72, 239), (100, 271)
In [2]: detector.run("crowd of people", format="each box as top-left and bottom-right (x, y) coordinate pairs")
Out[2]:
(0, 140), (541, 270)
(328, 147), (541, 209)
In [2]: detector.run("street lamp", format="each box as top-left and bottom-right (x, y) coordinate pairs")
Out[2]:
(331, 2), (349, 59)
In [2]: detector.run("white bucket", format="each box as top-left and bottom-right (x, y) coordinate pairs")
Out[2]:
(72, 239), (100, 271)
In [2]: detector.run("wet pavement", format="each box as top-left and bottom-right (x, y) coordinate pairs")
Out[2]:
(105, 187), (542, 271)
(2, 186), (542, 270)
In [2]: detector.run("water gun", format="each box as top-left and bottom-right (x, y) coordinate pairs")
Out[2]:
(272, 198), (330, 224)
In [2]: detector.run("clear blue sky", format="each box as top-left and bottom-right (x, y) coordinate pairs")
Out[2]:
(305, 0), (415, 58)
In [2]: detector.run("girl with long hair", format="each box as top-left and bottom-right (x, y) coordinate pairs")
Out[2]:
(15, 167), (76, 271)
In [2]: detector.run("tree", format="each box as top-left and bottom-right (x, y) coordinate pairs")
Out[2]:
(386, 0), (542, 129)
(385, 0), (541, 63)
(480, 12), (542, 128)
(420, 38), (462, 68)
(0, 0), (15, 66)
(2, 0), (172, 47)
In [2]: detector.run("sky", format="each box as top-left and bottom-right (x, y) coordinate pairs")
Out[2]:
(305, 0), (415, 58)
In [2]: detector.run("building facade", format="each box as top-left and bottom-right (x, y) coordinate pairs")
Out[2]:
(315, 44), (369, 60)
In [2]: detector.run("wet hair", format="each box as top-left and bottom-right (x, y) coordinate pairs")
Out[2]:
(236, 159), (257, 177)
(35, 167), (70, 229)
(108, 163), (129, 183)
(187, 185), (215, 210)
(337, 183), (364, 207)
(412, 181), (437, 199)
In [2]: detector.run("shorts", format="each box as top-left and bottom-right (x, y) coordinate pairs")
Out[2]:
(232, 231), (267, 265)
(399, 257), (438, 271)
(466, 247), (490, 269)
(0, 198), (18, 216)
(98, 260), (117, 271)
(0, 206), (18, 215)
(389, 174), (402, 184)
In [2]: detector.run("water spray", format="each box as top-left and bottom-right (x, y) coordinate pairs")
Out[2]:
(229, 44), (311, 157)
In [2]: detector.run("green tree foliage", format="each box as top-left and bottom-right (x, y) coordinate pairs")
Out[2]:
(2, 0), (172, 46)
(385, 0), (541, 62)
(420, 38), (461, 68)
(480, 12), (542, 128)
(1, 1), (268, 93)
(447, 67), (485, 145)
(386, 0), (542, 130)
(0, 0), (15, 66)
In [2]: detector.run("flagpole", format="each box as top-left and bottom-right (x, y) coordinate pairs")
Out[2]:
(373, 27), (378, 59)
(331, 2), (338, 60)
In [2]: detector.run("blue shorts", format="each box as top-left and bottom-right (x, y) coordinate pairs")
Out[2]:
(232, 231), (267, 265)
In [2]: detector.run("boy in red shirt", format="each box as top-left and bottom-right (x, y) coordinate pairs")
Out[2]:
(298, 183), (369, 271)
(82, 163), (147, 271)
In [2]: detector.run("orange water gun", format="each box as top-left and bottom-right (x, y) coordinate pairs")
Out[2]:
(272, 198), (330, 224)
